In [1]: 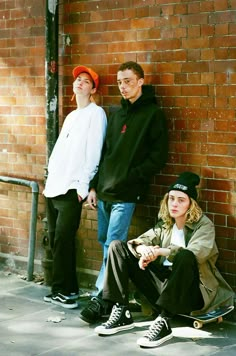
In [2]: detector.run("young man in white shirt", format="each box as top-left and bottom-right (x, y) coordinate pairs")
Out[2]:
(43, 65), (107, 308)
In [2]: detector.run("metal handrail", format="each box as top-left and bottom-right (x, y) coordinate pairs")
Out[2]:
(0, 176), (39, 281)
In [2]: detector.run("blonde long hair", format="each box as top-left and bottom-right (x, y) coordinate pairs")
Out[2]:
(158, 193), (203, 228)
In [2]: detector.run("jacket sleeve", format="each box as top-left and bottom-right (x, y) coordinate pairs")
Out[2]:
(128, 109), (168, 183)
(127, 226), (162, 258)
(184, 217), (216, 265)
(167, 217), (216, 264)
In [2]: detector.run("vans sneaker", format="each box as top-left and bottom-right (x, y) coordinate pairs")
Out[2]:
(80, 297), (110, 323)
(51, 293), (78, 309)
(94, 303), (134, 335)
(67, 292), (80, 300)
(44, 292), (79, 303)
(137, 316), (172, 348)
(44, 294), (53, 302)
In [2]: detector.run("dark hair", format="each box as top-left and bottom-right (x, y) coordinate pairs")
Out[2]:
(118, 61), (144, 79)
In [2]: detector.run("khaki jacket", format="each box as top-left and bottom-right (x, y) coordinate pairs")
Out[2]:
(128, 214), (234, 315)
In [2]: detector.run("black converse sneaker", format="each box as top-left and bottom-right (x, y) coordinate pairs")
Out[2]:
(94, 303), (134, 335)
(80, 297), (111, 324)
(137, 316), (173, 348)
(51, 293), (78, 309)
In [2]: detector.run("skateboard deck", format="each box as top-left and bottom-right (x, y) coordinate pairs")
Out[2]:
(180, 305), (234, 329)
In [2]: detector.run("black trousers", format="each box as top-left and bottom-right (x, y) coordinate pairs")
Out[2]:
(45, 189), (82, 295)
(102, 240), (204, 315)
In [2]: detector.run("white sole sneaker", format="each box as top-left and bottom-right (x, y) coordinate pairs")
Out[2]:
(51, 293), (78, 309)
(95, 322), (135, 335)
(43, 294), (52, 302)
(137, 332), (173, 348)
(51, 298), (78, 309)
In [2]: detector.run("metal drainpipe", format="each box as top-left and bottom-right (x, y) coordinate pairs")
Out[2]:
(46, 0), (59, 158)
(42, 1), (59, 284)
(0, 176), (39, 281)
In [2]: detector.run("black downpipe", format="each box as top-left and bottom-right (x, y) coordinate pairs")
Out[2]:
(45, 0), (59, 158)
(43, 1), (59, 285)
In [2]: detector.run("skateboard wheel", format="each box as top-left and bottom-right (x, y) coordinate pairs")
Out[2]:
(217, 316), (223, 323)
(193, 320), (203, 329)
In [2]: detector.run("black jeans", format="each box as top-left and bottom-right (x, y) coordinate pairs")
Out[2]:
(45, 190), (82, 295)
(102, 240), (204, 315)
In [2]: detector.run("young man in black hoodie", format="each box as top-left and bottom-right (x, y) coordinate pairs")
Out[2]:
(80, 61), (168, 323)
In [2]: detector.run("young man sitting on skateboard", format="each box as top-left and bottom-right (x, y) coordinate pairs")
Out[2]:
(93, 172), (234, 348)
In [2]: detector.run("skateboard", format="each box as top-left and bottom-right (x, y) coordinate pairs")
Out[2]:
(180, 305), (234, 329)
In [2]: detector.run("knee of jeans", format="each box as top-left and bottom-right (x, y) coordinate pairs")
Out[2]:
(174, 249), (196, 265)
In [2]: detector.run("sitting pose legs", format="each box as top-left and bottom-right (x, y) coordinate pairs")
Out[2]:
(95, 240), (203, 347)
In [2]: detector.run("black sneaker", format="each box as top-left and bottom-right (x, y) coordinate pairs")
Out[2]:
(67, 292), (79, 300)
(137, 316), (173, 348)
(44, 292), (79, 303)
(51, 293), (78, 309)
(44, 294), (53, 302)
(94, 303), (134, 335)
(80, 297), (110, 323)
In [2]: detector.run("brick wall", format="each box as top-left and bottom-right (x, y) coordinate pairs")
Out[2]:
(0, 0), (235, 291)
(61, 0), (236, 290)
(0, 1), (46, 271)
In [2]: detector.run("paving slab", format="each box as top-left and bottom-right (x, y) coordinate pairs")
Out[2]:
(0, 271), (235, 356)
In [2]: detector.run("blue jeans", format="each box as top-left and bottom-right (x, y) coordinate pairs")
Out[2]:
(95, 200), (136, 294)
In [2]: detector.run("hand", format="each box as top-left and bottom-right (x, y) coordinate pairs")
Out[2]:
(136, 245), (159, 258)
(77, 194), (83, 202)
(86, 189), (97, 210)
(138, 256), (150, 270)
(136, 245), (160, 270)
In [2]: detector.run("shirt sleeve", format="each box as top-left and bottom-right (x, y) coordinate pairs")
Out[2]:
(76, 107), (107, 199)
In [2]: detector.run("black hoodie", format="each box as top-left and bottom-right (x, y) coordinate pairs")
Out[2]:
(90, 85), (168, 202)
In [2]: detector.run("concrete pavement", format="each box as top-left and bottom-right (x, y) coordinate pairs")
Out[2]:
(0, 270), (236, 356)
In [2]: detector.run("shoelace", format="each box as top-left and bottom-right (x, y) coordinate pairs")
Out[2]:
(145, 317), (166, 340)
(103, 305), (122, 327)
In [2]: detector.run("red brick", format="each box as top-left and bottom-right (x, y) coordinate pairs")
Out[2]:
(214, 0), (229, 11)
(201, 72), (214, 84)
(182, 85), (208, 97)
(210, 36), (236, 48)
(174, 97), (187, 107)
(208, 109), (235, 120)
(188, 26), (200, 38)
(214, 120), (229, 131)
(201, 0), (214, 12)
(187, 49), (201, 61)
(174, 4), (187, 15)
(209, 11), (236, 24)
(187, 119), (201, 130)
(208, 202), (233, 215)
(188, 2), (201, 14)
(213, 214), (226, 226)
(182, 62), (209, 73)
(181, 131), (207, 143)
(227, 215), (236, 228)
(201, 24), (215, 36)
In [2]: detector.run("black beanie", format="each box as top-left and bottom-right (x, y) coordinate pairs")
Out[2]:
(168, 172), (200, 200)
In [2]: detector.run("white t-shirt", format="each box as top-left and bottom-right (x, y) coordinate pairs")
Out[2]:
(163, 223), (186, 266)
(43, 102), (107, 199)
